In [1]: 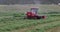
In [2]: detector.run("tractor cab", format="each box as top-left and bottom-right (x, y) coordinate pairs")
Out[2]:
(26, 8), (38, 17)
(30, 8), (38, 14)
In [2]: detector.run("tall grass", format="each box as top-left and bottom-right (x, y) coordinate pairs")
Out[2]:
(0, 14), (60, 32)
(26, 20), (60, 32)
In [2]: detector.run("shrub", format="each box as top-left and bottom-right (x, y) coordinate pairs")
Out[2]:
(48, 12), (60, 14)
(13, 13), (21, 17)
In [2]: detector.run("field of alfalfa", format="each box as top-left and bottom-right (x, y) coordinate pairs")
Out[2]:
(0, 4), (60, 32)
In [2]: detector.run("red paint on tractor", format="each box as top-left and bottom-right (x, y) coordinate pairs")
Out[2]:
(26, 11), (36, 17)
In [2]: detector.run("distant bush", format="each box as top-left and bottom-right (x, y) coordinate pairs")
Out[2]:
(13, 13), (21, 17)
(39, 12), (60, 14)
(50, 15), (60, 17)
(48, 12), (60, 14)
(13, 13), (25, 17)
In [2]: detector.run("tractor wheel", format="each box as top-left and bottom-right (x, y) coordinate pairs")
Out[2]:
(36, 16), (41, 19)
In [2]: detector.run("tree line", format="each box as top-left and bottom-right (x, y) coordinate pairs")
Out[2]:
(0, 0), (60, 5)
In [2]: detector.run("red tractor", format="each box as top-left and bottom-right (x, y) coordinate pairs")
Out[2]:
(25, 7), (46, 19)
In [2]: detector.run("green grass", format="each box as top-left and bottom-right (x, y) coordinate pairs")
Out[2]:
(0, 14), (59, 32)
(26, 21), (60, 32)
(0, 5), (60, 32)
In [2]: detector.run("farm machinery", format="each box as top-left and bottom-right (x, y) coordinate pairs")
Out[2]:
(24, 7), (46, 19)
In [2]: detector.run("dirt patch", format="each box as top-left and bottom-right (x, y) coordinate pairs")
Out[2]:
(45, 27), (60, 32)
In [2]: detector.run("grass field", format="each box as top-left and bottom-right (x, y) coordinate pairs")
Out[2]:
(0, 4), (60, 32)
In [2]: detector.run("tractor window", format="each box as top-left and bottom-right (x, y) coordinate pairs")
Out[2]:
(31, 8), (38, 14)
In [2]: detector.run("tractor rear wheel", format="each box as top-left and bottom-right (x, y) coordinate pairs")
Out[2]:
(36, 16), (41, 19)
